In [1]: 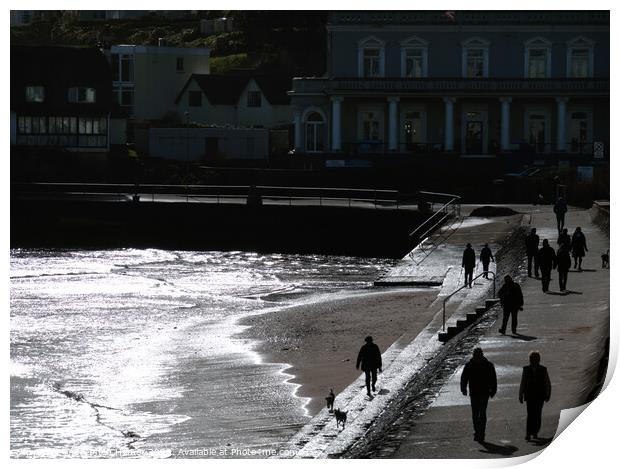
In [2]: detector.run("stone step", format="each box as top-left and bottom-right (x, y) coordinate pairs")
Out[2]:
(466, 312), (479, 322)
(475, 306), (487, 315)
(485, 298), (500, 308)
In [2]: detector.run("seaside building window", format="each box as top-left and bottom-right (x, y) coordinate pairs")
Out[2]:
(304, 112), (325, 152)
(400, 36), (428, 78)
(78, 116), (108, 147)
(176, 57), (184, 72)
(111, 53), (135, 82)
(358, 36), (385, 78)
(68, 87), (96, 104)
(25, 86), (44, 103)
(361, 111), (381, 141)
(566, 37), (594, 78)
(524, 37), (552, 78)
(247, 91), (262, 107)
(461, 37), (489, 78)
(188, 90), (202, 107)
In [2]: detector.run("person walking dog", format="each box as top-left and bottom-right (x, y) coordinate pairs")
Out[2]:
(356, 336), (382, 397)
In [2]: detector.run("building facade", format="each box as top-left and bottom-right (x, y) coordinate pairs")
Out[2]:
(107, 44), (210, 123)
(289, 11), (609, 160)
(10, 46), (116, 154)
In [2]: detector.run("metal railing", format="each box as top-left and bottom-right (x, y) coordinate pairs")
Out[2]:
(409, 191), (461, 239)
(442, 271), (496, 331)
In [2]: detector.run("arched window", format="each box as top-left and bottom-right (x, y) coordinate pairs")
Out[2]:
(524, 37), (552, 78)
(401, 36), (428, 78)
(305, 112), (325, 152)
(566, 36), (595, 78)
(357, 36), (386, 78)
(461, 37), (490, 78)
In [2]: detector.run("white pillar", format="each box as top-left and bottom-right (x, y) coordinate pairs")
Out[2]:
(330, 96), (343, 151)
(556, 97), (569, 152)
(500, 97), (512, 152)
(443, 97), (456, 152)
(388, 97), (399, 151)
(293, 111), (302, 151)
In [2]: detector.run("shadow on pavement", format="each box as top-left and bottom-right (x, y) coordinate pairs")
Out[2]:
(377, 389), (390, 395)
(478, 441), (519, 456)
(511, 333), (537, 341)
(530, 436), (553, 447)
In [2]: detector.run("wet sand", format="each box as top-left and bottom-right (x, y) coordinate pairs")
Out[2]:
(239, 289), (439, 415)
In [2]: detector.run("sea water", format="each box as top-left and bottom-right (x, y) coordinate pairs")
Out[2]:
(10, 248), (395, 458)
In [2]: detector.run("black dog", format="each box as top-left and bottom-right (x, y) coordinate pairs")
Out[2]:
(334, 408), (348, 430)
(602, 250), (610, 269)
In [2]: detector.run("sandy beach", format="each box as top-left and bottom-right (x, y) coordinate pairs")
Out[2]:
(239, 289), (439, 415)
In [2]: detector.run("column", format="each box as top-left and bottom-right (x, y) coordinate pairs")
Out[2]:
(443, 97), (456, 152)
(556, 97), (569, 152)
(500, 97), (512, 152)
(388, 96), (399, 151)
(330, 96), (343, 152)
(293, 110), (302, 151)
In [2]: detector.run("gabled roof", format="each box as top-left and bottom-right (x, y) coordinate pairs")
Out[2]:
(11, 45), (114, 114)
(176, 73), (292, 106)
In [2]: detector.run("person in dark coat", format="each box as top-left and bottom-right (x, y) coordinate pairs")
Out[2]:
(497, 275), (524, 335)
(519, 351), (551, 441)
(557, 228), (571, 248)
(525, 228), (540, 277)
(553, 197), (568, 234)
(460, 348), (497, 443)
(556, 242), (572, 291)
(356, 336), (382, 397)
(538, 239), (557, 293)
(480, 244), (495, 279)
(462, 243), (476, 288)
(571, 226), (588, 270)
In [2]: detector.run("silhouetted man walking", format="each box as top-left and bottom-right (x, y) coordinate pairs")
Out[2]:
(538, 239), (557, 293)
(498, 275), (524, 335)
(519, 351), (551, 441)
(571, 226), (588, 270)
(480, 244), (495, 279)
(461, 348), (497, 443)
(356, 336), (382, 397)
(462, 243), (476, 288)
(556, 242), (571, 291)
(557, 228), (571, 248)
(525, 228), (540, 277)
(553, 197), (567, 234)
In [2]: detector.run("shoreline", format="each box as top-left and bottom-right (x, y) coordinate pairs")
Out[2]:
(237, 288), (439, 415)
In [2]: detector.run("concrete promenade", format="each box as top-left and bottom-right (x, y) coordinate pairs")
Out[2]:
(390, 206), (609, 459)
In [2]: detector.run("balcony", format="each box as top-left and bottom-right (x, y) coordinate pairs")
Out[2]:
(291, 77), (610, 97)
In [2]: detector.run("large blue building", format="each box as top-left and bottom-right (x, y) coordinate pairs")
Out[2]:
(289, 11), (609, 161)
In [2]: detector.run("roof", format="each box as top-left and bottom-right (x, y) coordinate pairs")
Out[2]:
(11, 45), (114, 114)
(176, 73), (292, 106)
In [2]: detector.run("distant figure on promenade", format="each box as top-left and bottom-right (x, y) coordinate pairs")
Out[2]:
(460, 348), (497, 443)
(602, 249), (610, 269)
(498, 275), (524, 335)
(553, 197), (568, 234)
(556, 242), (572, 292)
(571, 227), (588, 270)
(462, 243), (476, 288)
(356, 336), (382, 397)
(557, 228), (571, 248)
(480, 244), (495, 279)
(538, 240), (557, 293)
(525, 228), (540, 277)
(519, 351), (551, 441)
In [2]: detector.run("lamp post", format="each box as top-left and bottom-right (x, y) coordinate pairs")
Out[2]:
(184, 111), (190, 192)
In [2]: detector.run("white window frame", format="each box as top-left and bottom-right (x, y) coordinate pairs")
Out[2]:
(461, 37), (490, 78)
(566, 36), (595, 78)
(357, 36), (386, 78)
(25, 86), (45, 103)
(68, 87), (97, 104)
(567, 107), (592, 152)
(523, 107), (551, 153)
(400, 36), (428, 78)
(302, 107), (327, 153)
(461, 106), (489, 155)
(524, 37), (552, 78)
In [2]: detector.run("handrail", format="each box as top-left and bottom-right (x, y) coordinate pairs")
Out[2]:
(442, 271), (496, 331)
(409, 191), (461, 239)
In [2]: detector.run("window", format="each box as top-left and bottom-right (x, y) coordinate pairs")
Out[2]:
(78, 117), (108, 147)
(358, 36), (385, 78)
(524, 37), (552, 78)
(247, 91), (262, 107)
(461, 37), (489, 78)
(401, 36), (428, 78)
(188, 90), (202, 107)
(567, 37), (594, 78)
(176, 57), (184, 72)
(304, 111), (325, 152)
(68, 87), (96, 103)
(25, 86), (44, 103)
(112, 54), (135, 82)
(361, 111), (381, 141)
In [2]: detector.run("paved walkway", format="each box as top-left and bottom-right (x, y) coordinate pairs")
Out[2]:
(391, 206), (609, 459)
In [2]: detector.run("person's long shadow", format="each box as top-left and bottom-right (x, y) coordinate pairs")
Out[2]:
(511, 333), (537, 341)
(571, 269), (597, 273)
(478, 441), (519, 456)
(530, 436), (553, 447)
(546, 290), (583, 296)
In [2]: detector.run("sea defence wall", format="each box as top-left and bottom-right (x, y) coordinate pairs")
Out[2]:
(10, 197), (428, 259)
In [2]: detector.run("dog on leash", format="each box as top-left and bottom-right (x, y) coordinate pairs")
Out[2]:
(334, 408), (348, 429)
(325, 389), (335, 412)
(602, 250), (610, 269)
